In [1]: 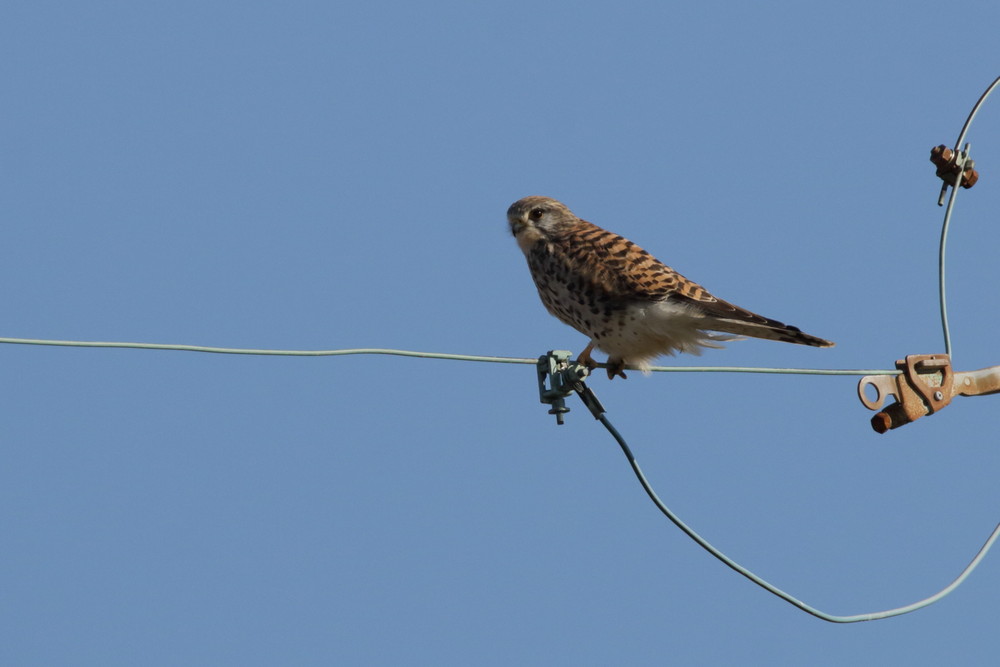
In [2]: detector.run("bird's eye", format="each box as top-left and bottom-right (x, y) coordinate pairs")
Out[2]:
(529, 207), (544, 221)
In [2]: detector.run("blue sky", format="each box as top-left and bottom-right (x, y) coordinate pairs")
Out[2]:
(3, 2), (1000, 664)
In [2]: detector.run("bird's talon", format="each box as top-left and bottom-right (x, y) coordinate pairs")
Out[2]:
(606, 359), (628, 380)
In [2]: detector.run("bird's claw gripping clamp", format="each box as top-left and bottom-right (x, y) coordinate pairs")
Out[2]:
(858, 354), (1000, 433)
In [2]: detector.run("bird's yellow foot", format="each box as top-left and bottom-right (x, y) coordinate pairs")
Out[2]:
(606, 358), (628, 380)
(576, 342), (599, 371)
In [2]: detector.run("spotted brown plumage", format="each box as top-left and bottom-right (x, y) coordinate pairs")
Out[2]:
(508, 196), (834, 379)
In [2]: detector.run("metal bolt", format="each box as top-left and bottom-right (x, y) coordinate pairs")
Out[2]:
(934, 391), (944, 401)
(548, 400), (570, 425)
(872, 412), (892, 434)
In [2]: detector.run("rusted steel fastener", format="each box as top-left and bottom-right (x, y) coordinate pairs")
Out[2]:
(859, 354), (1000, 433)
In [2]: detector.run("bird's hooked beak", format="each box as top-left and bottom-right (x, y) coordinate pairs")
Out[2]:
(509, 214), (545, 255)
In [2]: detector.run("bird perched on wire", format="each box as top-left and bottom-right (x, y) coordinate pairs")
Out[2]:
(508, 196), (834, 379)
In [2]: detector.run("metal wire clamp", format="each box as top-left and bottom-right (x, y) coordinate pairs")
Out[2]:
(536, 350), (607, 425)
(858, 354), (1000, 433)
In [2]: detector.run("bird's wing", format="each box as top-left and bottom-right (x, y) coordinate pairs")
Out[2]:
(563, 220), (713, 302)
(662, 279), (835, 347)
(563, 220), (833, 347)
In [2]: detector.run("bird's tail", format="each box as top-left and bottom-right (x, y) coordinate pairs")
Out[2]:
(707, 318), (834, 347)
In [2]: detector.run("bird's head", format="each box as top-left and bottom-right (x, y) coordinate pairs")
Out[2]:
(507, 196), (576, 253)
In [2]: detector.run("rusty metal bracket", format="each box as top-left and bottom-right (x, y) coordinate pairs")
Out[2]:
(858, 354), (1000, 433)
(931, 144), (979, 190)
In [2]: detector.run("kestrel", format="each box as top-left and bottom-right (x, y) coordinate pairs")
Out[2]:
(508, 196), (833, 379)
